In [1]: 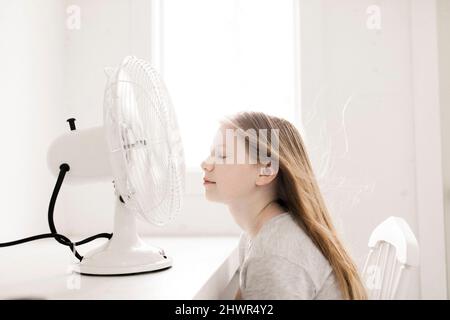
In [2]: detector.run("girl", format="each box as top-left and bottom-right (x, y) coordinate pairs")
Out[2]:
(200, 111), (367, 300)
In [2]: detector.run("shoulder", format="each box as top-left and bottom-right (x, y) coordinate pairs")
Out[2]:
(250, 213), (334, 289)
(241, 254), (317, 299)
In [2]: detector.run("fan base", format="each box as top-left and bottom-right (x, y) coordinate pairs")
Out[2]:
(74, 241), (173, 276)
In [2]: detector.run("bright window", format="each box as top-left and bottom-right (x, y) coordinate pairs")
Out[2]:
(154, 0), (297, 170)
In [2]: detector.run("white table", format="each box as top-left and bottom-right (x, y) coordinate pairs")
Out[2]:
(0, 236), (240, 300)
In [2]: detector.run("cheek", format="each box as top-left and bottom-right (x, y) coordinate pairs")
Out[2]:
(215, 164), (256, 199)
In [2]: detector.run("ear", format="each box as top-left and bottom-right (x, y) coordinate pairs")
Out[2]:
(255, 164), (278, 186)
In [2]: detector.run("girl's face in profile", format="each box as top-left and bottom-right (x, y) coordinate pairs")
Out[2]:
(200, 126), (260, 204)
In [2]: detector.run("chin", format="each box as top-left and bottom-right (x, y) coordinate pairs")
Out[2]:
(204, 192), (221, 203)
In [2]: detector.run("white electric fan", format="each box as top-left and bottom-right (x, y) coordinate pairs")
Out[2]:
(47, 56), (185, 275)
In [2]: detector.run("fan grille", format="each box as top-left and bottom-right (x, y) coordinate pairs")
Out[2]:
(103, 56), (185, 225)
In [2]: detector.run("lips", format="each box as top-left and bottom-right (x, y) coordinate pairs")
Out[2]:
(203, 177), (216, 184)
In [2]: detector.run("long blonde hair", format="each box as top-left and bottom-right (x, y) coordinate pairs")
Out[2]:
(221, 111), (367, 300)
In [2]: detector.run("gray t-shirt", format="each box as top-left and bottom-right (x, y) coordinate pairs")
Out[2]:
(238, 212), (343, 300)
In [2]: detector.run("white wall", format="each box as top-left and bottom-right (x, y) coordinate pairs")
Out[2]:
(298, 0), (446, 299)
(0, 1), (66, 241)
(437, 0), (450, 299)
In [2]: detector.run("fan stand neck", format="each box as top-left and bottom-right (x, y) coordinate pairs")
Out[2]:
(110, 198), (140, 249)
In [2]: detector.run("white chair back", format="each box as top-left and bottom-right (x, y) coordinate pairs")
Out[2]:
(362, 217), (419, 299)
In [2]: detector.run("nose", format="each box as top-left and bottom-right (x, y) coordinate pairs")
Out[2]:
(201, 155), (214, 172)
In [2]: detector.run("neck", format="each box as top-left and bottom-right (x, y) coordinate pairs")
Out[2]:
(227, 193), (286, 239)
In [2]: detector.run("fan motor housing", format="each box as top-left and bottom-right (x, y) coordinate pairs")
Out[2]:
(47, 126), (112, 184)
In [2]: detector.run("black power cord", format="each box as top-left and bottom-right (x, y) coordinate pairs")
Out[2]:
(0, 163), (113, 262)
(0, 233), (82, 260)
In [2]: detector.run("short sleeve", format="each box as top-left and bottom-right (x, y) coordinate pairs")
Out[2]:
(241, 255), (316, 300)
